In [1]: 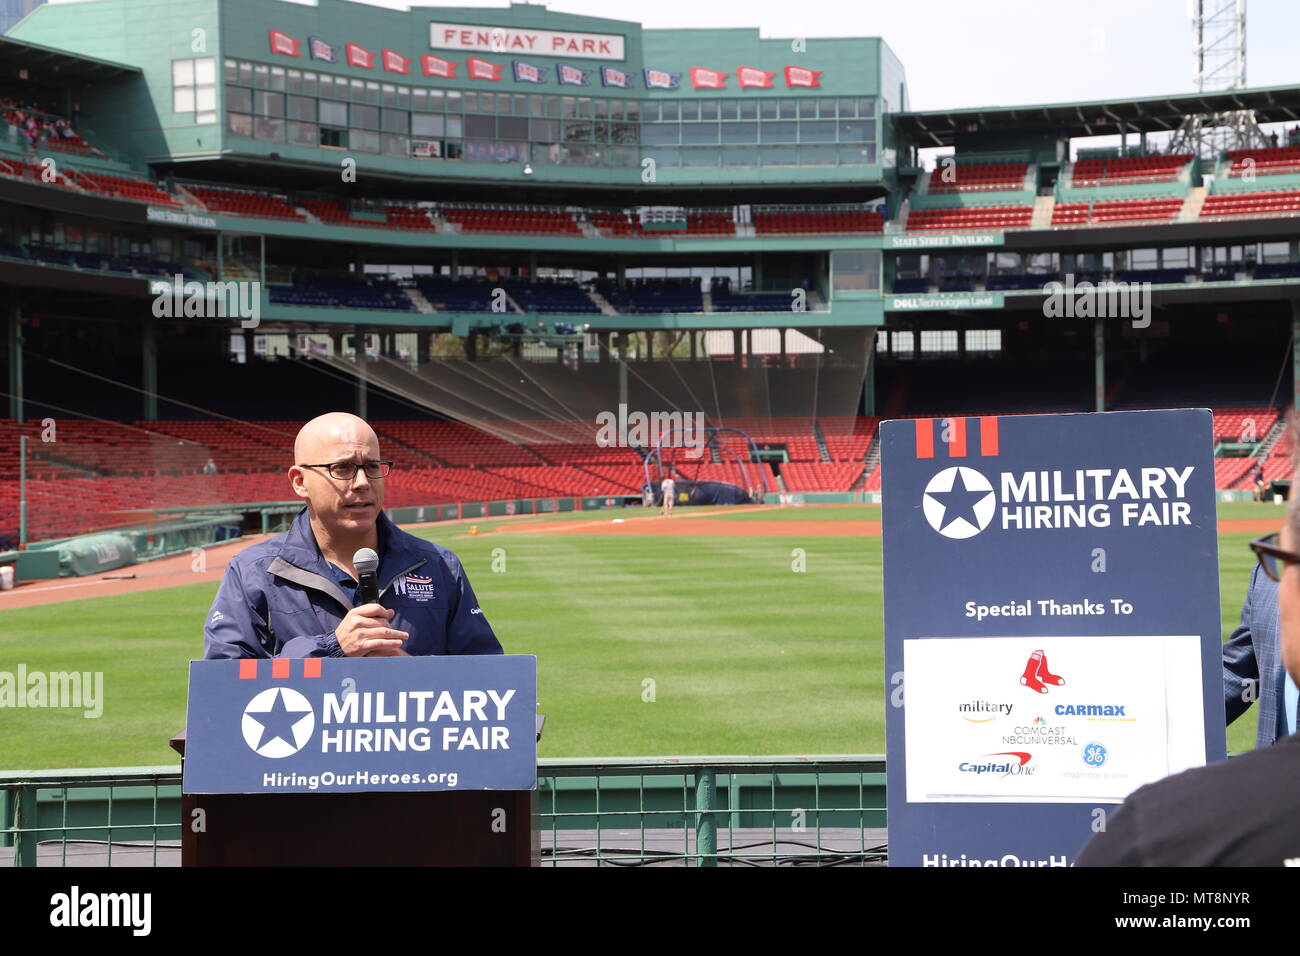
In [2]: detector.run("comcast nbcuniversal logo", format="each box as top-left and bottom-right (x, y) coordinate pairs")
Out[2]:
(241, 687), (315, 757)
(922, 466), (996, 538)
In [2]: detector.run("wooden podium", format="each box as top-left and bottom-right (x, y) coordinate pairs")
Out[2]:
(171, 733), (539, 866)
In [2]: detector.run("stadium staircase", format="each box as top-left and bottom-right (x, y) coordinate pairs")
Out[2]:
(701, 289), (714, 313)
(586, 288), (619, 316)
(864, 427), (882, 467)
(1031, 195), (1055, 228)
(1256, 414), (1290, 460)
(403, 286), (436, 314)
(812, 421), (832, 462)
(373, 429), (449, 467)
(1181, 186), (1207, 221)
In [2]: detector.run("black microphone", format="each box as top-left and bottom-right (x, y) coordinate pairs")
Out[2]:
(354, 548), (379, 605)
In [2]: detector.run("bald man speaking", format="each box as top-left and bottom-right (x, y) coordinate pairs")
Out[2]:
(203, 412), (502, 659)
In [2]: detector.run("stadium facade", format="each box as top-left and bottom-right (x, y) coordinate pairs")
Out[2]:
(0, 0), (1296, 547)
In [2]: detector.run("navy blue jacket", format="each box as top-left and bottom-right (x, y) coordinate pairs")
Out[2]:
(203, 508), (502, 659)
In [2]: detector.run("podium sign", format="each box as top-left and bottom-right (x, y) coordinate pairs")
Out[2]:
(184, 655), (537, 794)
(882, 410), (1224, 867)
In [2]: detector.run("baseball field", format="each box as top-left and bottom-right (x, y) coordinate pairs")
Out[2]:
(0, 501), (1275, 769)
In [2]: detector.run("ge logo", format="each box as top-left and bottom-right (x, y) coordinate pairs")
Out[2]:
(922, 466), (996, 539)
(1082, 742), (1108, 768)
(241, 687), (315, 757)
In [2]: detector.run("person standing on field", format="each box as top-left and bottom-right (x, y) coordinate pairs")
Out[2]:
(661, 474), (676, 516)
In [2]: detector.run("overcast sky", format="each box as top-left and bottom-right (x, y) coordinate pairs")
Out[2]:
(341, 0), (1297, 111)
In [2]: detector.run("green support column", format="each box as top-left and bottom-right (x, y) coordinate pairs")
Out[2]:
(694, 768), (717, 867)
(7, 302), (22, 424)
(863, 334), (876, 416)
(1094, 315), (1105, 412)
(142, 314), (158, 420)
(355, 326), (367, 420)
(19, 435), (27, 550)
(617, 332), (628, 407)
(1293, 301), (1300, 412)
(13, 786), (36, 867)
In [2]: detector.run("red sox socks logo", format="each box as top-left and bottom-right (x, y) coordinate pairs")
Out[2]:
(1019, 649), (1065, 694)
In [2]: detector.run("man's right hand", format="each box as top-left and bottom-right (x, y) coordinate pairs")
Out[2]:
(335, 603), (409, 657)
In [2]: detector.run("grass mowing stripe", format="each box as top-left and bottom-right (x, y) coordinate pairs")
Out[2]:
(0, 520), (1266, 767)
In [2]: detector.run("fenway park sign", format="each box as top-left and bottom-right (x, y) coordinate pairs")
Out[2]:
(429, 22), (626, 61)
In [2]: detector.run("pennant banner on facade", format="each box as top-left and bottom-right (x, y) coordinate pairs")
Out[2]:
(513, 60), (546, 84)
(345, 43), (374, 69)
(643, 68), (680, 90)
(308, 36), (336, 62)
(689, 67), (728, 89)
(268, 30), (300, 57)
(556, 63), (592, 86)
(421, 54), (458, 78)
(737, 66), (775, 88)
(784, 65), (823, 88)
(381, 49), (410, 74)
(466, 56), (504, 81)
(600, 66), (633, 88)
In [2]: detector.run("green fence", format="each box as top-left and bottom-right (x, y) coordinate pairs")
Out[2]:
(0, 756), (886, 867)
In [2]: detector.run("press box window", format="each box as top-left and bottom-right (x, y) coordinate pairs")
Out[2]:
(173, 57), (217, 124)
(831, 250), (881, 292)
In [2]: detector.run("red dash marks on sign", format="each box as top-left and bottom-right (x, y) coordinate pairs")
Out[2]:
(271, 658), (290, 679)
(303, 658), (322, 679)
(980, 417), (1000, 457)
(915, 418), (934, 459)
(946, 418), (967, 457)
(239, 659), (258, 679)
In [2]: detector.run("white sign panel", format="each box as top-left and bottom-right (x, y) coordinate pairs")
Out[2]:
(429, 22), (625, 61)
(903, 635), (1205, 804)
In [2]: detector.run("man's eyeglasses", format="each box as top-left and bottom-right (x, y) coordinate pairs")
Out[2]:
(299, 460), (392, 481)
(1249, 532), (1300, 582)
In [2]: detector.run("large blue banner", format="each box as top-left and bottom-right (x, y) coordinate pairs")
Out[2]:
(882, 409), (1224, 867)
(184, 655), (537, 794)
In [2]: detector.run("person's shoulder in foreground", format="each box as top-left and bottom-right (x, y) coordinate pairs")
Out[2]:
(1075, 735), (1300, 866)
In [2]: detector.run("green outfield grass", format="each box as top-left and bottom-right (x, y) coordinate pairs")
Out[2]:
(0, 504), (1272, 769)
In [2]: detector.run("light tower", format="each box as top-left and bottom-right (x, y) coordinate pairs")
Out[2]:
(1170, 0), (1266, 159)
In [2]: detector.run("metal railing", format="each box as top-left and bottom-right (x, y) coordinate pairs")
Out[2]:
(0, 756), (887, 867)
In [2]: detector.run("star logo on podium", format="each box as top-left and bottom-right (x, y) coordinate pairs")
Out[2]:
(922, 466), (996, 539)
(241, 687), (315, 758)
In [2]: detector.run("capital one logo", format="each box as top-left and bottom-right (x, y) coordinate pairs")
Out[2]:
(242, 687), (315, 757)
(922, 466), (995, 538)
